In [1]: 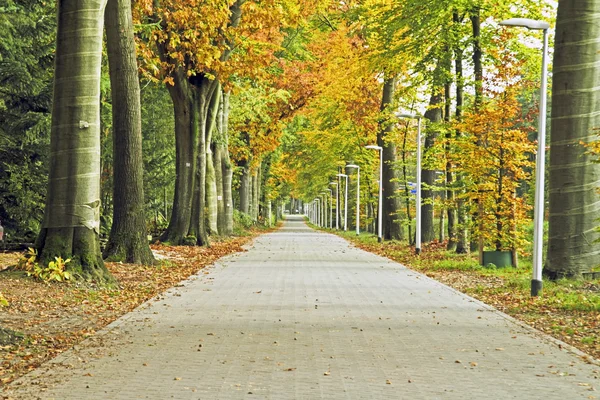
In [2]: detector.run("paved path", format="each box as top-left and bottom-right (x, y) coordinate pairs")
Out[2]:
(6, 216), (600, 399)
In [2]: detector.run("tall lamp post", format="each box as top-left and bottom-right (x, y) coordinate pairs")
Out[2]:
(329, 182), (339, 229)
(320, 192), (328, 229)
(396, 112), (423, 255)
(315, 198), (321, 227)
(337, 173), (349, 231)
(327, 189), (333, 229)
(366, 145), (383, 242)
(346, 164), (360, 235)
(499, 18), (550, 297)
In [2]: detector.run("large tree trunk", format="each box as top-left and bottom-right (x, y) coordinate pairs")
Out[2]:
(103, 0), (154, 264)
(377, 75), (403, 240)
(546, 1), (600, 279)
(221, 91), (234, 235)
(160, 73), (197, 245)
(422, 90), (443, 243)
(36, 0), (113, 283)
(189, 77), (219, 246)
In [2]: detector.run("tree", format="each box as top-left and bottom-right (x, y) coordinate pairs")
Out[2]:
(0, 1), (54, 241)
(377, 76), (404, 241)
(546, 1), (600, 279)
(36, 0), (114, 283)
(103, 0), (155, 264)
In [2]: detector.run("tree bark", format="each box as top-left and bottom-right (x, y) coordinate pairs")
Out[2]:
(159, 71), (197, 245)
(546, 1), (600, 279)
(422, 90), (442, 243)
(103, 0), (154, 264)
(239, 158), (251, 214)
(221, 91), (234, 235)
(377, 75), (403, 240)
(454, 12), (469, 254)
(204, 85), (221, 235)
(37, 0), (114, 283)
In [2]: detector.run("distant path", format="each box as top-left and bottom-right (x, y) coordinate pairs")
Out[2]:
(6, 216), (599, 399)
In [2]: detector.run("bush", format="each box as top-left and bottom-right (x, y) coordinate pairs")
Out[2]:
(233, 210), (254, 229)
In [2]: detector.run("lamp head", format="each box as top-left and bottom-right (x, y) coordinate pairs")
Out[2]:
(365, 144), (382, 150)
(395, 112), (421, 119)
(499, 18), (549, 30)
(336, 173), (347, 177)
(346, 164), (359, 169)
(329, 182), (338, 185)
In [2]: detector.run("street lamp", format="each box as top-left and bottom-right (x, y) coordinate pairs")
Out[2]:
(329, 182), (339, 229)
(499, 18), (549, 296)
(365, 144), (383, 242)
(337, 173), (349, 231)
(346, 164), (360, 235)
(327, 189), (333, 229)
(320, 192), (328, 229)
(396, 112), (423, 255)
(315, 198), (321, 227)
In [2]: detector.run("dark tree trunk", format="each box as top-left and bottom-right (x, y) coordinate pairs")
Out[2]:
(422, 90), (442, 243)
(37, 0), (114, 284)
(160, 74), (197, 245)
(239, 158), (251, 214)
(469, 8), (483, 253)
(377, 75), (403, 240)
(103, 0), (154, 264)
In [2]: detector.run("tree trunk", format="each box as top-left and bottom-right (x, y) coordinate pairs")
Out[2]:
(445, 46), (456, 250)
(160, 74), (197, 245)
(214, 94), (225, 235)
(469, 8), (483, 253)
(221, 91), (234, 235)
(189, 77), (219, 246)
(239, 159), (251, 214)
(36, 0), (114, 283)
(377, 75), (403, 240)
(546, 1), (600, 279)
(454, 12), (468, 254)
(205, 86), (221, 235)
(103, 0), (154, 264)
(422, 90), (442, 243)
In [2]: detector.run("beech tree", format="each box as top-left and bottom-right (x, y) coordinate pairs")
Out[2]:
(103, 0), (154, 264)
(546, 1), (600, 279)
(36, 0), (114, 283)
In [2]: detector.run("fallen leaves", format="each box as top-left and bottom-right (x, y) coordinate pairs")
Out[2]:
(0, 235), (254, 388)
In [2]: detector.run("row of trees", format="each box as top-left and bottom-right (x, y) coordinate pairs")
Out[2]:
(1, 0), (599, 282)
(284, 1), (600, 279)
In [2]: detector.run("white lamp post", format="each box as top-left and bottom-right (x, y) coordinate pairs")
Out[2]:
(499, 18), (550, 296)
(366, 145), (383, 242)
(396, 112), (423, 255)
(346, 164), (360, 235)
(315, 198), (321, 227)
(329, 182), (339, 229)
(320, 192), (328, 229)
(337, 173), (349, 231)
(327, 189), (333, 229)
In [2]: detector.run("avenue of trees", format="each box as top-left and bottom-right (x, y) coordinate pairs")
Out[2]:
(0, 0), (599, 283)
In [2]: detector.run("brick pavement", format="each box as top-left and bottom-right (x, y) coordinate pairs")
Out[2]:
(5, 215), (600, 399)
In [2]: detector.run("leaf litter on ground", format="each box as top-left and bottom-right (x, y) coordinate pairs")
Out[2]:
(0, 233), (257, 387)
